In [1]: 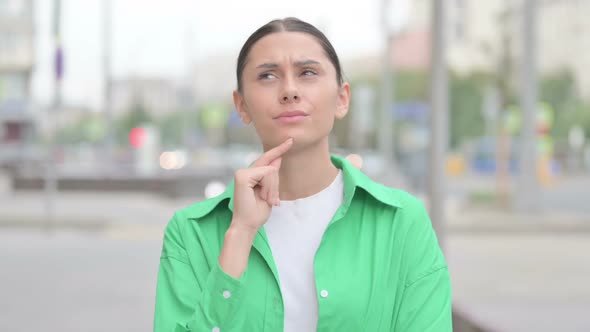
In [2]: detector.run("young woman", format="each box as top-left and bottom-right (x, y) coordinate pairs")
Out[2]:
(154, 17), (452, 332)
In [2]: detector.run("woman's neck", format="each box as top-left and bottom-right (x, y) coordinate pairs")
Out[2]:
(274, 139), (339, 201)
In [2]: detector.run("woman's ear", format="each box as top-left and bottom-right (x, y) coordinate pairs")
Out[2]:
(233, 90), (252, 124)
(335, 82), (351, 119)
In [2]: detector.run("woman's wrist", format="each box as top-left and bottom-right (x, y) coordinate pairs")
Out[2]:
(219, 221), (258, 279)
(228, 219), (260, 239)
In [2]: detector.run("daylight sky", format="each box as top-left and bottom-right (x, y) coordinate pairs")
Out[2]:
(31, 0), (411, 110)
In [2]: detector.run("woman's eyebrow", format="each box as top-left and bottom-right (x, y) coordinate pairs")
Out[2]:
(256, 63), (279, 70)
(294, 59), (320, 67)
(255, 59), (321, 70)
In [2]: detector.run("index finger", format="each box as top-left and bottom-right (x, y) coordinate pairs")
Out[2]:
(252, 137), (294, 167)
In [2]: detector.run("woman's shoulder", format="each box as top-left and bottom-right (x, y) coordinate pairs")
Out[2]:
(164, 193), (232, 234)
(161, 195), (231, 256)
(360, 177), (433, 232)
(358, 173), (426, 213)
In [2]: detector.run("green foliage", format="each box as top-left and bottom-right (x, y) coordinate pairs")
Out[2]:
(539, 70), (590, 140)
(348, 69), (590, 149)
(347, 70), (489, 149)
(55, 114), (106, 144)
(394, 70), (429, 101)
(157, 109), (200, 147)
(552, 101), (590, 140)
(449, 72), (486, 148)
(540, 70), (576, 110)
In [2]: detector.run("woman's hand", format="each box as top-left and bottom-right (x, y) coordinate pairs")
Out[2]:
(345, 153), (363, 170)
(231, 138), (294, 233)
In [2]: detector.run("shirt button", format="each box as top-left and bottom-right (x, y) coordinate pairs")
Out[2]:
(212, 327), (220, 332)
(222, 290), (231, 299)
(320, 290), (329, 298)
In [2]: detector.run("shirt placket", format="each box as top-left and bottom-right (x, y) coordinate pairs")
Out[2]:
(253, 228), (284, 332)
(314, 197), (351, 331)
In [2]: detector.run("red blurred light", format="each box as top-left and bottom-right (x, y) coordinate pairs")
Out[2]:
(537, 124), (550, 136)
(129, 127), (146, 148)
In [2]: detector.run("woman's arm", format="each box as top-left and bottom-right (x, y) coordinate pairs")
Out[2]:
(392, 198), (453, 331)
(154, 215), (249, 332)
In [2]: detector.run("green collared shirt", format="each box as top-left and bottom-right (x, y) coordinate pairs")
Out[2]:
(154, 155), (452, 332)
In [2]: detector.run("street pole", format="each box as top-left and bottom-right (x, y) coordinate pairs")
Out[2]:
(379, 0), (396, 183)
(429, 0), (448, 251)
(103, 0), (113, 171)
(184, 27), (194, 148)
(517, 0), (539, 212)
(45, 0), (63, 231)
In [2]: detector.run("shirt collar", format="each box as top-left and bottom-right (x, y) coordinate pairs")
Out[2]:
(189, 154), (403, 220)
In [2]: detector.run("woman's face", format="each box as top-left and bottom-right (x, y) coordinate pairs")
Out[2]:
(233, 32), (350, 151)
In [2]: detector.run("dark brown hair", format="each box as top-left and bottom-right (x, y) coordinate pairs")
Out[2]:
(236, 17), (343, 92)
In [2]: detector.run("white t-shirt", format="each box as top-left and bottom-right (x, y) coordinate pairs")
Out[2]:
(264, 171), (344, 332)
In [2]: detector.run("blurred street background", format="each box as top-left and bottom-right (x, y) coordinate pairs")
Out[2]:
(1, 0), (590, 331)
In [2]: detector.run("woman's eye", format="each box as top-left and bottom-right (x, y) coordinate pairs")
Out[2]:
(301, 69), (317, 76)
(258, 73), (276, 80)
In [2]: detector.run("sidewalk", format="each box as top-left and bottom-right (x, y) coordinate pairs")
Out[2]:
(2, 190), (588, 233)
(0, 191), (197, 231)
(446, 199), (590, 233)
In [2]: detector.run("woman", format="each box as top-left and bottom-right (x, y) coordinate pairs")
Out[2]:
(154, 17), (452, 332)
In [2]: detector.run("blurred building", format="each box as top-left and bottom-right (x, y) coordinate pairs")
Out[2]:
(0, 0), (35, 154)
(191, 53), (236, 103)
(344, 0), (590, 100)
(444, 0), (590, 99)
(537, 0), (590, 98)
(111, 77), (186, 118)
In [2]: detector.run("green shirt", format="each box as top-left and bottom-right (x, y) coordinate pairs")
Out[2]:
(154, 155), (452, 332)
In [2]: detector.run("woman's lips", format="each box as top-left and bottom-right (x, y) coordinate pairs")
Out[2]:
(274, 111), (309, 124)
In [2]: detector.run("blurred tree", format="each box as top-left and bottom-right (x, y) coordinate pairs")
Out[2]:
(540, 70), (576, 111)
(55, 114), (106, 145)
(157, 109), (200, 147)
(449, 73), (487, 148)
(552, 100), (590, 140)
(394, 70), (429, 101)
(345, 70), (490, 150)
(538, 70), (590, 139)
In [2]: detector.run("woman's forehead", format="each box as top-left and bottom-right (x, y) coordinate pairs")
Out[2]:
(246, 32), (327, 66)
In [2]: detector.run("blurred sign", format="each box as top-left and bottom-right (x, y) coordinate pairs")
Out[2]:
(569, 126), (585, 150)
(482, 86), (500, 122)
(503, 105), (522, 134)
(134, 125), (160, 176)
(503, 102), (556, 179)
(503, 102), (554, 138)
(393, 101), (429, 123)
(54, 47), (64, 81)
(200, 103), (230, 129)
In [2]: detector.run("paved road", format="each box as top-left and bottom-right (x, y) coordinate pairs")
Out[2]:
(446, 174), (590, 216)
(1, 228), (589, 332)
(0, 229), (161, 332)
(448, 233), (590, 332)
